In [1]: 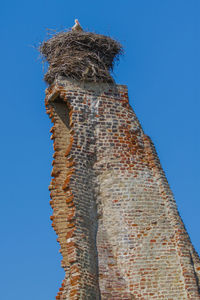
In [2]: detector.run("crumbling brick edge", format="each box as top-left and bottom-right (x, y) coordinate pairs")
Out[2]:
(45, 84), (81, 299)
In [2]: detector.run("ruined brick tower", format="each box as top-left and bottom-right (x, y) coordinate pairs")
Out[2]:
(40, 25), (200, 299)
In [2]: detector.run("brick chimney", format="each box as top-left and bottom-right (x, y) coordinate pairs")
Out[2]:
(41, 28), (200, 299)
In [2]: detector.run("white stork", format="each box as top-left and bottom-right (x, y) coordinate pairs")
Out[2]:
(72, 19), (83, 32)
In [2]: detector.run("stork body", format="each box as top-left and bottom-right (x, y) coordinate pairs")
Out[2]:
(72, 19), (83, 32)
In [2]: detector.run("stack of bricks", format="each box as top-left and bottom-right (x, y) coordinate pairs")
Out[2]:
(45, 78), (200, 299)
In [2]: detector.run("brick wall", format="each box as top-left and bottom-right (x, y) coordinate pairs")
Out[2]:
(45, 78), (200, 299)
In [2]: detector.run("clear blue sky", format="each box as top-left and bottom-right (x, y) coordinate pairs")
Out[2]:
(1, 0), (199, 299)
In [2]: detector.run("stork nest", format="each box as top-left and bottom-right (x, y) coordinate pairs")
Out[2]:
(39, 30), (123, 84)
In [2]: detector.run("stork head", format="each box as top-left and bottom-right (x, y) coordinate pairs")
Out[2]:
(75, 19), (79, 25)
